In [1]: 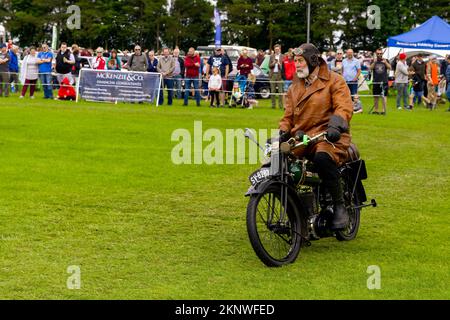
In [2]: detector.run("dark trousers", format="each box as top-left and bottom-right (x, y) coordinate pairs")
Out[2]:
(159, 78), (174, 105)
(210, 90), (220, 106)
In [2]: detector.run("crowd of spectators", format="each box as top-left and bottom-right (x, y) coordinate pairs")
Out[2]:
(0, 40), (449, 112)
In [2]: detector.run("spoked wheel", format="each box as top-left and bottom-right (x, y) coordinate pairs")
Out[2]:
(246, 184), (303, 267)
(335, 181), (361, 241)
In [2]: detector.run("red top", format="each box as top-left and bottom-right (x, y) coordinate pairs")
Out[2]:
(58, 77), (76, 99)
(282, 57), (296, 81)
(94, 56), (106, 70)
(184, 55), (200, 78)
(237, 57), (253, 76)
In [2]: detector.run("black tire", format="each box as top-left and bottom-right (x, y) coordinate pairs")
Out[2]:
(258, 87), (271, 99)
(246, 184), (303, 267)
(335, 180), (361, 241)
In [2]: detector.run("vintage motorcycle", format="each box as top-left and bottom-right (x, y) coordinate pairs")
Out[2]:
(244, 129), (376, 267)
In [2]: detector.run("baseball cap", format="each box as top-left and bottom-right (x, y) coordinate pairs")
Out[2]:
(399, 53), (407, 60)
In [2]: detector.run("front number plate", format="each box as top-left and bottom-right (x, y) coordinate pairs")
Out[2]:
(249, 168), (270, 186)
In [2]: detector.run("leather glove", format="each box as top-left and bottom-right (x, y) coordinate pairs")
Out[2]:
(326, 127), (341, 142)
(326, 115), (348, 143)
(294, 130), (305, 141)
(279, 130), (291, 143)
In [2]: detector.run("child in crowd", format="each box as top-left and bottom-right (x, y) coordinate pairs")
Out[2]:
(245, 73), (258, 109)
(56, 77), (76, 100)
(230, 81), (242, 107)
(208, 67), (222, 107)
(353, 94), (363, 114)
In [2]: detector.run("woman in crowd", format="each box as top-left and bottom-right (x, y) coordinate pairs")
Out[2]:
(19, 47), (39, 99)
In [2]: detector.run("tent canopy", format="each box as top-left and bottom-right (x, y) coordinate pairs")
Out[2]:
(387, 16), (450, 50)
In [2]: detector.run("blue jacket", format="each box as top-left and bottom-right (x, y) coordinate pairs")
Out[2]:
(147, 57), (158, 72)
(8, 50), (19, 73)
(446, 65), (450, 83)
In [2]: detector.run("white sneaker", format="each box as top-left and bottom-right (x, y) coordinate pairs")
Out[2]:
(30, 96), (35, 99)
(397, 107), (402, 110)
(19, 96), (24, 99)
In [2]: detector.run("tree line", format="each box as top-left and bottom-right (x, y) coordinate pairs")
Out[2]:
(0, 0), (448, 51)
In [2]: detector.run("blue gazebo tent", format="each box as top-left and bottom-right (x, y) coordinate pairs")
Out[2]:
(385, 16), (450, 59)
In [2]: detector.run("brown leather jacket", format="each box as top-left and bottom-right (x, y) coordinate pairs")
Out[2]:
(279, 58), (353, 164)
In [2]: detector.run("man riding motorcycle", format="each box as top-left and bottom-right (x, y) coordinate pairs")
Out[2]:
(279, 43), (353, 230)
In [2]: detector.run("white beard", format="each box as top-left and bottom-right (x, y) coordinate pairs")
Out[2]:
(296, 67), (309, 78)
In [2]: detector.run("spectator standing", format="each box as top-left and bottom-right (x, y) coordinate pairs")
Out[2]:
(205, 47), (231, 107)
(8, 45), (20, 93)
(55, 42), (75, 85)
(172, 48), (185, 99)
(281, 50), (295, 107)
(183, 47), (201, 107)
(127, 45), (148, 72)
(395, 53), (410, 110)
(411, 53), (427, 99)
(157, 47), (175, 106)
(445, 55), (450, 112)
(37, 43), (54, 99)
(268, 44), (284, 109)
(20, 47), (39, 99)
(208, 66), (221, 108)
(425, 56), (440, 110)
(107, 49), (122, 70)
(342, 48), (361, 98)
(256, 49), (265, 66)
(146, 50), (158, 72)
(370, 48), (391, 114)
(93, 47), (107, 70)
(0, 43), (10, 97)
(71, 47), (82, 84)
(237, 49), (253, 78)
(281, 50), (295, 91)
(330, 49), (344, 75)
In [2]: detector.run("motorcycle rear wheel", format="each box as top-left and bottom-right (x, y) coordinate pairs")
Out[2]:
(246, 185), (303, 267)
(335, 183), (361, 241)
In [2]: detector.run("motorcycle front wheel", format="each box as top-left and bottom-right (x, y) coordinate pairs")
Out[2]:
(246, 184), (303, 267)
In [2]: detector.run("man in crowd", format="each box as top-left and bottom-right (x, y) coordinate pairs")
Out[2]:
(342, 48), (361, 99)
(330, 49), (344, 75)
(411, 53), (426, 99)
(0, 43), (11, 97)
(279, 43), (353, 230)
(183, 47), (201, 107)
(370, 48), (391, 114)
(425, 55), (440, 110)
(37, 43), (54, 99)
(8, 45), (19, 93)
(395, 53), (410, 110)
(157, 47), (175, 106)
(55, 42), (75, 85)
(172, 47), (185, 99)
(127, 45), (148, 72)
(205, 47), (231, 107)
(269, 44), (284, 109)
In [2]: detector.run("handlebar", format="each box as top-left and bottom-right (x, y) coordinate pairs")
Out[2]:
(280, 132), (327, 154)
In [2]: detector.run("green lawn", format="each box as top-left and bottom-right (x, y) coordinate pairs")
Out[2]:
(0, 91), (449, 299)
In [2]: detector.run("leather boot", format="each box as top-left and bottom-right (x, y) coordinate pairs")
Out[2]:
(328, 180), (349, 230)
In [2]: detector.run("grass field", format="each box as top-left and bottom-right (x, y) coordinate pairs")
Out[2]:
(0, 91), (449, 300)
